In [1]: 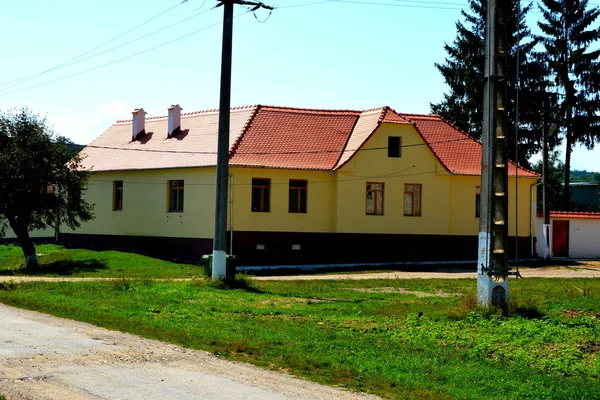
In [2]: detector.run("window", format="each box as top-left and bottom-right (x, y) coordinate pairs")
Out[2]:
(388, 136), (402, 158)
(289, 180), (307, 213)
(168, 180), (184, 212)
(366, 182), (384, 215)
(475, 186), (481, 218)
(404, 184), (421, 216)
(252, 178), (270, 212)
(113, 181), (123, 211)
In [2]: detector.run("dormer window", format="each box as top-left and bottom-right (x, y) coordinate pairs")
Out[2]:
(388, 136), (402, 158)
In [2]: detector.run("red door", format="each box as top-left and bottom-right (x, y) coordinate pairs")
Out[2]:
(552, 220), (569, 258)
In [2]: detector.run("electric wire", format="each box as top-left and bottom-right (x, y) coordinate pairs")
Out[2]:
(0, 6), (217, 95)
(0, 8), (251, 98)
(81, 137), (474, 155)
(87, 168), (440, 187)
(0, 0), (190, 89)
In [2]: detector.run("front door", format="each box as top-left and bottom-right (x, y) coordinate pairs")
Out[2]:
(552, 220), (569, 258)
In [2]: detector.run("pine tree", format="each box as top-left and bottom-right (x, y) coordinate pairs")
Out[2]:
(432, 0), (552, 167)
(537, 0), (600, 209)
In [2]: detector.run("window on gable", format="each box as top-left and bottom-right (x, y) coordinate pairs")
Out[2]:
(366, 182), (384, 215)
(113, 181), (123, 211)
(404, 184), (421, 216)
(475, 186), (481, 218)
(388, 136), (402, 158)
(168, 180), (184, 212)
(289, 179), (307, 213)
(252, 178), (270, 212)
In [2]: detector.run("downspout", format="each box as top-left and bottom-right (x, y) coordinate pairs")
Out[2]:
(530, 180), (542, 256)
(54, 185), (61, 243)
(228, 173), (234, 255)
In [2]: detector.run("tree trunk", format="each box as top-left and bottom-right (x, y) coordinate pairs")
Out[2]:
(7, 215), (38, 269)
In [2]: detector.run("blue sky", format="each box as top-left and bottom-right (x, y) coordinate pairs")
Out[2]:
(1, 0), (598, 171)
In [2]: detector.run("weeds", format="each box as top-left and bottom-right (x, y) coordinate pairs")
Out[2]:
(0, 278), (598, 399)
(208, 274), (263, 293)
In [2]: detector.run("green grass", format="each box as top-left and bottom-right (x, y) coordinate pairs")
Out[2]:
(0, 244), (205, 278)
(0, 276), (599, 399)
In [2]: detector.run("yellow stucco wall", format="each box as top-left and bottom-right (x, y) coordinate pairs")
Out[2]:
(64, 168), (217, 238)
(449, 175), (538, 236)
(64, 122), (537, 240)
(230, 168), (336, 233)
(336, 123), (452, 234)
(65, 167), (337, 238)
(335, 122), (538, 236)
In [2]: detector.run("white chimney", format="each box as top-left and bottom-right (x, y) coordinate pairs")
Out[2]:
(132, 108), (147, 140)
(168, 104), (182, 138)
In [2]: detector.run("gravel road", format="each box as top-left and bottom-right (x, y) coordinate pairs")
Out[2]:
(0, 304), (378, 400)
(254, 262), (600, 281)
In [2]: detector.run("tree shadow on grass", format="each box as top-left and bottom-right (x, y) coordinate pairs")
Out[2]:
(1, 259), (108, 276)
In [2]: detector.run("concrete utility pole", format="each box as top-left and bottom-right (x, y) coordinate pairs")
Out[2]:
(477, 0), (511, 307)
(212, 0), (273, 279)
(542, 105), (558, 260)
(542, 99), (550, 259)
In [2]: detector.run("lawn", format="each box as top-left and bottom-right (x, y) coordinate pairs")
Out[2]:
(0, 244), (205, 278)
(0, 276), (599, 399)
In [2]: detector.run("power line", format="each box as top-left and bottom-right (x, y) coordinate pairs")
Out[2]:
(330, 0), (464, 10)
(81, 137), (473, 155)
(0, 0), (190, 89)
(0, 8), (251, 98)
(0, 5), (216, 94)
(88, 168), (439, 187)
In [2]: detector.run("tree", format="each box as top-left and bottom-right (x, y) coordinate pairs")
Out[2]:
(431, 0), (554, 167)
(532, 151), (565, 212)
(537, 0), (600, 209)
(0, 108), (94, 268)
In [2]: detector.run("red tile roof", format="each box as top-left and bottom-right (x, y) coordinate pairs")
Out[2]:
(399, 113), (539, 178)
(549, 211), (600, 220)
(230, 106), (360, 170)
(334, 107), (411, 169)
(79, 105), (538, 178)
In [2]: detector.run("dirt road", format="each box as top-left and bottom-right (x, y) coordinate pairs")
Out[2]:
(0, 304), (377, 400)
(254, 262), (600, 281)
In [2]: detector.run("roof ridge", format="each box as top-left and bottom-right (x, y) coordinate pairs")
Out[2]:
(334, 110), (385, 170)
(229, 105), (261, 158)
(114, 105), (258, 124)
(259, 105), (362, 115)
(382, 106), (413, 124)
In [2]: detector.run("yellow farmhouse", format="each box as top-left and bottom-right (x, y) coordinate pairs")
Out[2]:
(59, 104), (539, 265)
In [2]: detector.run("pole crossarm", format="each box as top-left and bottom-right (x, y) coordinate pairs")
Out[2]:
(216, 0), (274, 10)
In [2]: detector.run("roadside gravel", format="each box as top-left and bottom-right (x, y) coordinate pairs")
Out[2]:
(0, 304), (378, 400)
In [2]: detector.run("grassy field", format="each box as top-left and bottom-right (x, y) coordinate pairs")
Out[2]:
(0, 275), (599, 399)
(0, 244), (204, 278)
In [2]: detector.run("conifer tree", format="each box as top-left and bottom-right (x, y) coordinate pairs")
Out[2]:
(537, 0), (600, 209)
(432, 0), (552, 167)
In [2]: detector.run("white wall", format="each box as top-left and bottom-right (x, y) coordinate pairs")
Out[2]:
(569, 219), (600, 259)
(536, 216), (600, 259)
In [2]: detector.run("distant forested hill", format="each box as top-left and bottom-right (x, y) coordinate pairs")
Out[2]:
(571, 170), (600, 182)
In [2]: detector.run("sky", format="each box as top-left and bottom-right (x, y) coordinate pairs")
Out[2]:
(1, 0), (598, 172)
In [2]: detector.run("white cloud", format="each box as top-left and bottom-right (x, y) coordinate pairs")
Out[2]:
(48, 100), (130, 145)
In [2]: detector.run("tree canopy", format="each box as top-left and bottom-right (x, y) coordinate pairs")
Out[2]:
(0, 108), (93, 267)
(537, 0), (600, 208)
(431, 0), (553, 168)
